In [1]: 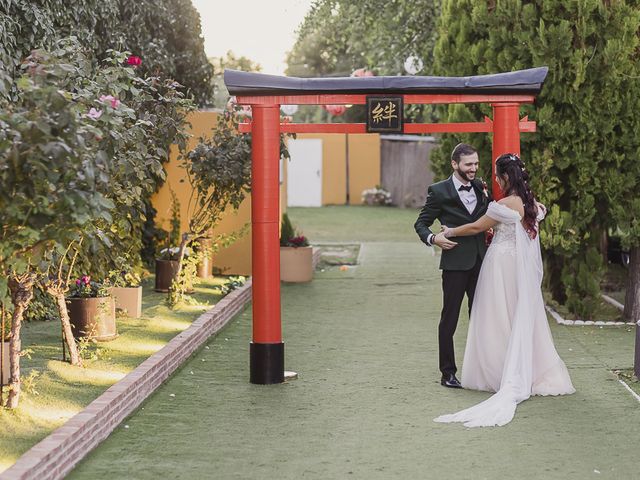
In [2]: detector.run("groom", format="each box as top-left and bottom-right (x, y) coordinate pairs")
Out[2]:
(414, 143), (491, 388)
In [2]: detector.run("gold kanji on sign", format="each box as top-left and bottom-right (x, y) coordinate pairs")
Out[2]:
(366, 96), (403, 133)
(371, 101), (397, 126)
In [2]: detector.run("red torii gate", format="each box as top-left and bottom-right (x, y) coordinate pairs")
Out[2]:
(224, 67), (548, 384)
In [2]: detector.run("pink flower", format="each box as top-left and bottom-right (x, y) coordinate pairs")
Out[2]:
(81, 275), (90, 285)
(99, 95), (121, 109)
(76, 279), (81, 286)
(323, 104), (347, 116)
(127, 55), (142, 67)
(86, 108), (102, 120)
(288, 235), (309, 247)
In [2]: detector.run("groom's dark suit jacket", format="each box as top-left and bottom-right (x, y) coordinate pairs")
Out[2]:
(414, 176), (491, 270)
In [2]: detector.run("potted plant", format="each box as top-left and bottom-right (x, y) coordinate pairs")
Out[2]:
(280, 213), (313, 282)
(155, 247), (184, 292)
(66, 275), (117, 341)
(108, 257), (143, 318)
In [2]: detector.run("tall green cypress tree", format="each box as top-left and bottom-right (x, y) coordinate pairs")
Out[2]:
(431, 0), (640, 318)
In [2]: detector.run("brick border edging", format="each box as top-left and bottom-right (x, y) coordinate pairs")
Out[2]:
(1, 280), (253, 480)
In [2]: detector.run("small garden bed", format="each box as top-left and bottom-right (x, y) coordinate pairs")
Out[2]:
(544, 261), (629, 323)
(0, 276), (237, 473)
(544, 291), (625, 322)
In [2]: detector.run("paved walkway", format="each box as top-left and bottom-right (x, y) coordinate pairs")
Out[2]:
(68, 207), (638, 479)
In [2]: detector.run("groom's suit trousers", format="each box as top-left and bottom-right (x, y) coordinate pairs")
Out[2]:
(439, 256), (482, 376)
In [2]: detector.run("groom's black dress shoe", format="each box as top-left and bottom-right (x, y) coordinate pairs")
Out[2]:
(441, 374), (463, 389)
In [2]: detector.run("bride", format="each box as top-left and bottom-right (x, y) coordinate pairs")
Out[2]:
(434, 153), (575, 428)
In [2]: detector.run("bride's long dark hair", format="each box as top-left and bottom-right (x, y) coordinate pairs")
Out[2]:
(495, 153), (538, 239)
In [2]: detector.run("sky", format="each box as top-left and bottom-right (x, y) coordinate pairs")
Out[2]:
(192, 0), (315, 75)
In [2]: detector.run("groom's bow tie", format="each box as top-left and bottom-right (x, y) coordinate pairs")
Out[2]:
(458, 185), (472, 192)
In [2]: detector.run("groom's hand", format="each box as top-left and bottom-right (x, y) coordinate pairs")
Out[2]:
(433, 232), (458, 250)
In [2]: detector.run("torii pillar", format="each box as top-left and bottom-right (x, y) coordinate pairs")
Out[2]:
(491, 103), (522, 198)
(249, 104), (284, 384)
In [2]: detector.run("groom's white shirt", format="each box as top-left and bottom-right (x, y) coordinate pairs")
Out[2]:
(452, 175), (477, 214)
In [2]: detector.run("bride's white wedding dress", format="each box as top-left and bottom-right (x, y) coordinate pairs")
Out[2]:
(434, 201), (575, 428)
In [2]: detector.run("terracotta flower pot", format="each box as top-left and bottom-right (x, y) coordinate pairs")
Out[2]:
(66, 296), (117, 341)
(1, 341), (9, 386)
(280, 246), (313, 282)
(196, 237), (212, 279)
(111, 286), (142, 318)
(155, 259), (179, 292)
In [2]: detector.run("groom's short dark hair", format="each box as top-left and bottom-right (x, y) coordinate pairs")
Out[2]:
(451, 143), (477, 163)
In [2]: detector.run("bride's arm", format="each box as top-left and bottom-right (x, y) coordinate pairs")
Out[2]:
(442, 215), (498, 238)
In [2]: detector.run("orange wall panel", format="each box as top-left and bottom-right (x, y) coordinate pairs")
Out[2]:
(152, 110), (286, 276)
(347, 134), (381, 205)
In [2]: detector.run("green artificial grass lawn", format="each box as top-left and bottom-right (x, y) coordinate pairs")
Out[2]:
(0, 276), (229, 473)
(287, 205), (427, 243)
(5, 206), (638, 479)
(68, 208), (640, 480)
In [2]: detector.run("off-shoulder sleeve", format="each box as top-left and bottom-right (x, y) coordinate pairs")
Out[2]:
(486, 201), (521, 224)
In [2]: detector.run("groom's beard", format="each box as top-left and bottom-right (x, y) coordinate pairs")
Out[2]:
(458, 170), (476, 183)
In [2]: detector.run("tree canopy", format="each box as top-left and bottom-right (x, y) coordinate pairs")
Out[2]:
(287, 0), (440, 77)
(286, 0), (440, 123)
(0, 0), (213, 105)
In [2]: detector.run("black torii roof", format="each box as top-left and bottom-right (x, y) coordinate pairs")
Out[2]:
(224, 67), (548, 97)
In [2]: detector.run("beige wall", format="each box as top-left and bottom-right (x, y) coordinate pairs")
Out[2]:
(293, 133), (380, 206)
(152, 110), (287, 276)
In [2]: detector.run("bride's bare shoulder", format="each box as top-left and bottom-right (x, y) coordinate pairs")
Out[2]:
(497, 196), (524, 216)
